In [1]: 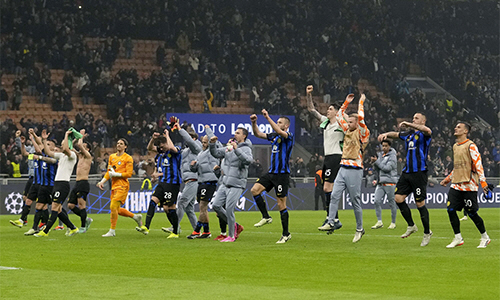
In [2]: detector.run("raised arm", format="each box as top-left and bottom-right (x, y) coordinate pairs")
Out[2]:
(164, 128), (179, 153)
(179, 128), (202, 154)
(336, 93), (355, 132)
(209, 136), (226, 159)
(232, 141), (253, 165)
(306, 85), (323, 121)
(61, 130), (72, 156)
(262, 109), (289, 138)
(29, 132), (43, 154)
(250, 114), (267, 139)
(75, 138), (92, 159)
(15, 131), (29, 157)
(378, 131), (400, 142)
(358, 94), (370, 143)
(147, 132), (160, 153)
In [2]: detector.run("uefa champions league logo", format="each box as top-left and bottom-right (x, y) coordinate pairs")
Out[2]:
(4, 192), (23, 214)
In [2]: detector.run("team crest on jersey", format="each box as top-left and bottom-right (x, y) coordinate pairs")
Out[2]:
(168, 153), (172, 158)
(277, 138), (281, 143)
(415, 135), (419, 140)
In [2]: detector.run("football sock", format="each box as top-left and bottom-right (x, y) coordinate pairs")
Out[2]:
(80, 208), (87, 228)
(447, 208), (460, 234)
(110, 200), (120, 229)
(417, 205), (430, 234)
(44, 210), (59, 233)
(203, 222), (210, 233)
(325, 192), (331, 217)
(41, 209), (49, 224)
(20, 203), (31, 221)
(32, 209), (43, 230)
(71, 206), (82, 216)
(146, 201), (157, 229)
(194, 221), (202, 233)
(280, 208), (290, 236)
(167, 209), (179, 234)
(58, 209), (76, 230)
(397, 202), (414, 226)
(118, 207), (134, 218)
(254, 194), (270, 219)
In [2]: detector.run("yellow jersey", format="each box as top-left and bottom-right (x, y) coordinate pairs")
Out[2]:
(105, 152), (134, 190)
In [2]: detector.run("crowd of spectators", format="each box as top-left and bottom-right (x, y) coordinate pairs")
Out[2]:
(0, 0), (498, 178)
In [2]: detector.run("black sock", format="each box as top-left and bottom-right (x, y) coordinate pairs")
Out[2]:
(20, 203), (31, 221)
(397, 202), (414, 226)
(32, 209), (43, 230)
(280, 208), (289, 236)
(71, 206), (82, 216)
(80, 208), (87, 228)
(447, 208), (460, 234)
(44, 211), (59, 233)
(146, 201), (157, 229)
(468, 211), (486, 234)
(325, 192), (331, 217)
(58, 209), (76, 230)
(41, 209), (49, 224)
(219, 216), (227, 233)
(203, 222), (210, 233)
(417, 205), (430, 234)
(167, 209), (179, 234)
(254, 194), (270, 219)
(194, 221), (202, 233)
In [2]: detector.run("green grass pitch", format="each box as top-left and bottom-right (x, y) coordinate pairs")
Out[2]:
(1, 208), (499, 300)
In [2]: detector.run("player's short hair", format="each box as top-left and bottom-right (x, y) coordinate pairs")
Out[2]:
(415, 112), (427, 120)
(348, 113), (358, 119)
(458, 121), (472, 133)
(330, 102), (341, 110)
(237, 127), (249, 140)
(155, 136), (167, 145)
(279, 116), (291, 126)
(381, 139), (392, 146)
(84, 140), (93, 154)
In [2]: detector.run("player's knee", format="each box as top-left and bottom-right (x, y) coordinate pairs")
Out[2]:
(250, 186), (261, 196)
(68, 203), (75, 209)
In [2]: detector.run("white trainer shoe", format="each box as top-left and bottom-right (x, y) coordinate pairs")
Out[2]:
(162, 226), (181, 234)
(353, 229), (365, 243)
(102, 230), (116, 237)
(477, 238), (491, 248)
(276, 234), (291, 244)
(400, 225), (418, 238)
(371, 221), (383, 229)
(24, 228), (37, 236)
(133, 214), (143, 227)
(388, 223), (396, 229)
(421, 231), (433, 247)
(459, 215), (468, 221)
(318, 223), (333, 231)
(254, 217), (273, 227)
(446, 237), (464, 248)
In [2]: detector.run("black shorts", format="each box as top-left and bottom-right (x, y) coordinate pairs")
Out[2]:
(153, 182), (180, 206)
(323, 154), (342, 183)
(197, 181), (218, 202)
(68, 180), (90, 205)
(395, 171), (428, 202)
(27, 183), (39, 201)
(256, 173), (290, 198)
(23, 177), (34, 197)
(52, 181), (71, 204)
(447, 189), (479, 213)
(37, 185), (53, 204)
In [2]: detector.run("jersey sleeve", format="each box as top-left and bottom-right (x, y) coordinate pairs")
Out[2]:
(470, 143), (487, 189)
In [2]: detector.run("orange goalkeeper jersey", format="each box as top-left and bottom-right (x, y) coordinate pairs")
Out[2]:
(105, 152), (134, 190)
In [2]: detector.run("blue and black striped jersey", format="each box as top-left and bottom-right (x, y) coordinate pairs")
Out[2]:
(399, 130), (432, 173)
(159, 147), (182, 184)
(32, 159), (42, 185)
(267, 132), (294, 174)
(39, 154), (58, 186)
(154, 153), (164, 182)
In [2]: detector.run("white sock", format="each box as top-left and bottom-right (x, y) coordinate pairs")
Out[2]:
(455, 233), (462, 240)
(109, 229), (116, 234)
(221, 232), (226, 236)
(481, 232), (489, 239)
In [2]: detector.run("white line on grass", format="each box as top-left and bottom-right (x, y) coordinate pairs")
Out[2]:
(0, 266), (22, 270)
